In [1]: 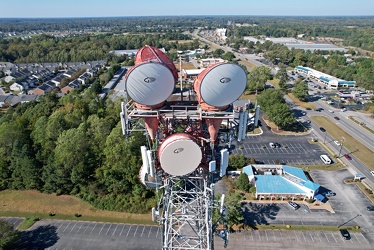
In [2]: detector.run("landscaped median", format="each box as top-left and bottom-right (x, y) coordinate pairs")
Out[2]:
(311, 116), (374, 169)
(0, 190), (154, 229)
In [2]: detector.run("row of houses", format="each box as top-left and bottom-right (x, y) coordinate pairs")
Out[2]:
(1, 61), (106, 95)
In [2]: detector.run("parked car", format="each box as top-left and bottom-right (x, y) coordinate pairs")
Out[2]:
(323, 191), (336, 197)
(339, 229), (350, 240)
(367, 205), (374, 211)
(287, 201), (300, 210)
(269, 142), (275, 148)
(344, 154), (352, 160)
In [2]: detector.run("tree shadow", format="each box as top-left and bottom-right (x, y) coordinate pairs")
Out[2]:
(242, 202), (280, 229)
(15, 225), (59, 250)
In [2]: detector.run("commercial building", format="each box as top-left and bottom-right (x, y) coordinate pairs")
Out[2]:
(243, 165), (320, 201)
(294, 66), (356, 90)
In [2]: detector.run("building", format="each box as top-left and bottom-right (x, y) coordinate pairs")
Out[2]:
(182, 69), (204, 79)
(243, 165), (320, 201)
(199, 58), (225, 68)
(294, 66), (356, 90)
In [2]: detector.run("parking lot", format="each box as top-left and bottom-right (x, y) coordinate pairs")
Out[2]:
(1, 218), (162, 250)
(231, 140), (326, 165)
(214, 228), (372, 250)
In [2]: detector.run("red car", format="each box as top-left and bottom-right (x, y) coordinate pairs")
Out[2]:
(344, 154), (352, 160)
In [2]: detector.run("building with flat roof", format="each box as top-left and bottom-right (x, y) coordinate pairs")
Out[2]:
(243, 165), (320, 201)
(294, 66), (356, 90)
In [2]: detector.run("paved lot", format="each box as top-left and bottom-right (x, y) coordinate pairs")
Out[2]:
(231, 138), (326, 165)
(215, 229), (372, 250)
(0, 219), (162, 250)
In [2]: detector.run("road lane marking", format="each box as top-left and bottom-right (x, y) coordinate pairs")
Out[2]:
(140, 226), (145, 237)
(323, 231), (329, 242)
(126, 225), (132, 237)
(76, 222), (84, 233)
(98, 223), (105, 235)
(112, 224), (119, 236)
(63, 222), (71, 233)
(57, 222), (65, 231)
(106, 224), (112, 235)
(119, 225), (126, 236)
(90, 223), (97, 234)
(69, 222), (77, 233)
(134, 225), (139, 237)
(156, 227), (159, 238)
(148, 227), (152, 238)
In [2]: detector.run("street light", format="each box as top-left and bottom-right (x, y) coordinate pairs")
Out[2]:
(338, 137), (346, 157)
(323, 131), (327, 144)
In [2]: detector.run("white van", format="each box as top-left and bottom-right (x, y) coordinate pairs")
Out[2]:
(320, 155), (331, 164)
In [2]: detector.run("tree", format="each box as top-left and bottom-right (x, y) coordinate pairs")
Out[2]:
(224, 192), (245, 232)
(0, 220), (20, 250)
(236, 173), (250, 191)
(275, 68), (288, 89)
(228, 154), (246, 169)
(256, 88), (285, 113)
(212, 48), (224, 58)
(267, 103), (295, 129)
(293, 81), (309, 101)
(247, 66), (272, 93)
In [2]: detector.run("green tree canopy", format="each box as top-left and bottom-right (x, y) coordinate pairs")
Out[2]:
(236, 173), (250, 191)
(247, 66), (272, 92)
(0, 220), (20, 249)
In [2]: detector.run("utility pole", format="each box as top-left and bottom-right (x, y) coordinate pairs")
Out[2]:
(323, 131), (327, 144)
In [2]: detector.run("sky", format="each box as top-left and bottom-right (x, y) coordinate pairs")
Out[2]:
(1, 0), (373, 18)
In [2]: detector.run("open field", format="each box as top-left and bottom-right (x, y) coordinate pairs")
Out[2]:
(0, 190), (153, 225)
(174, 62), (196, 71)
(311, 116), (374, 169)
(239, 60), (257, 69)
(267, 78), (280, 89)
(287, 93), (317, 110)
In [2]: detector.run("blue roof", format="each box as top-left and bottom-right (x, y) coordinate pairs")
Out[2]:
(314, 194), (326, 202)
(255, 175), (306, 194)
(319, 76), (330, 83)
(295, 66), (310, 72)
(243, 165), (254, 176)
(303, 180), (320, 191)
(338, 81), (356, 85)
(283, 166), (308, 182)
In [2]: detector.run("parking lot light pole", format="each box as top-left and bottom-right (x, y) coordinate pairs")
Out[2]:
(338, 137), (346, 157)
(323, 131), (327, 144)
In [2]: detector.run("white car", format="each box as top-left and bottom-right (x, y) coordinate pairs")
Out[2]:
(334, 140), (341, 146)
(328, 110), (334, 113)
(371, 171), (374, 177)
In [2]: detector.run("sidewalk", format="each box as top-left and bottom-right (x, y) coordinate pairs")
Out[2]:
(243, 199), (335, 213)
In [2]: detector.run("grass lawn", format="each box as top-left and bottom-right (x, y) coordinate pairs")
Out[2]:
(0, 190), (154, 225)
(239, 60), (257, 69)
(287, 93), (317, 110)
(268, 78), (280, 89)
(311, 116), (374, 170)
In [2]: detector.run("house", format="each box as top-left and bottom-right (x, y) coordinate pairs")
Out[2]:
(10, 82), (26, 91)
(20, 94), (40, 103)
(63, 69), (77, 78)
(0, 94), (20, 107)
(51, 74), (68, 86)
(60, 79), (82, 94)
(33, 81), (56, 95)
